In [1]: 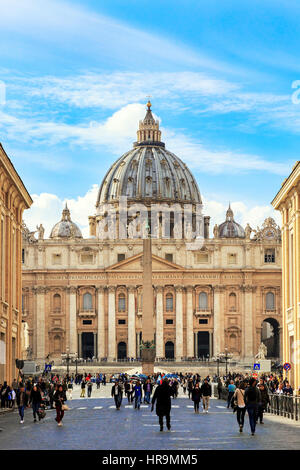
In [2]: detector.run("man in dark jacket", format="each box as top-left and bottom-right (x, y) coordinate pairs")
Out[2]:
(257, 383), (270, 424)
(200, 379), (212, 413)
(30, 385), (42, 422)
(151, 378), (173, 431)
(111, 381), (123, 410)
(16, 384), (29, 423)
(244, 378), (261, 435)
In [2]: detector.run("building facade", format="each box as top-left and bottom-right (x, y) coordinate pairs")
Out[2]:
(0, 144), (32, 384)
(272, 161), (300, 389)
(22, 103), (282, 364)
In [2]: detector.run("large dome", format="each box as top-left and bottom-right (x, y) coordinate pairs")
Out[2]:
(96, 102), (202, 207)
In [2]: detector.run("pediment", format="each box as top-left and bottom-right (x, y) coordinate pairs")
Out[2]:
(107, 252), (184, 272)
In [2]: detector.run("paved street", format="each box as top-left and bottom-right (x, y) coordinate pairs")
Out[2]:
(1, 385), (300, 450)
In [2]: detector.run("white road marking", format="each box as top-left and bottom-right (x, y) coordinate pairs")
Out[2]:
(77, 407), (87, 410)
(93, 406), (103, 409)
(216, 406), (226, 409)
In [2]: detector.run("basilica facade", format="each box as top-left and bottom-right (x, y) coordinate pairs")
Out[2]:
(21, 103), (282, 364)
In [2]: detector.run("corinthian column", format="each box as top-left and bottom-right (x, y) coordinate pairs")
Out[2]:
(155, 286), (164, 358)
(108, 286), (116, 361)
(244, 285), (254, 360)
(69, 287), (77, 355)
(186, 286), (194, 358)
(175, 286), (183, 361)
(36, 286), (46, 360)
(128, 286), (136, 358)
(213, 286), (222, 356)
(97, 287), (105, 360)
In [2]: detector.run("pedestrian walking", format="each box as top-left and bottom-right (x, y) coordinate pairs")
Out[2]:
(16, 384), (29, 424)
(244, 378), (261, 436)
(200, 378), (211, 413)
(87, 381), (93, 398)
(233, 382), (246, 432)
(151, 378), (172, 432)
(227, 380), (236, 408)
(133, 381), (142, 409)
(30, 385), (42, 422)
(67, 381), (73, 400)
(125, 381), (134, 403)
(257, 383), (270, 424)
(143, 379), (153, 404)
(53, 384), (67, 426)
(111, 381), (123, 410)
(191, 382), (202, 413)
(80, 380), (86, 398)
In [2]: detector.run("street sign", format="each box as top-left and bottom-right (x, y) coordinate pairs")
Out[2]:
(44, 363), (52, 372)
(283, 362), (291, 371)
(253, 363), (261, 370)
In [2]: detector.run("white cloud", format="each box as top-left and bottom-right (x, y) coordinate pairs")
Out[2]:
(0, 0), (235, 73)
(23, 185), (99, 239)
(0, 104), (290, 176)
(203, 197), (281, 233)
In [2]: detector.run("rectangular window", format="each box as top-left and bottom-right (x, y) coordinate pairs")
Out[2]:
(81, 254), (94, 264)
(228, 253), (237, 264)
(195, 252), (209, 263)
(166, 319), (173, 325)
(22, 248), (25, 264)
(118, 253), (125, 262)
(199, 319), (208, 324)
(52, 254), (62, 265)
(82, 320), (92, 325)
(165, 253), (173, 262)
(118, 319), (126, 325)
(264, 249), (275, 263)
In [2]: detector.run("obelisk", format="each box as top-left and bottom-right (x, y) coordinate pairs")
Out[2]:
(141, 235), (155, 375)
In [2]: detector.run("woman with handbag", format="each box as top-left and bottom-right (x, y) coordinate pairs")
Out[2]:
(233, 381), (246, 433)
(53, 384), (67, 426)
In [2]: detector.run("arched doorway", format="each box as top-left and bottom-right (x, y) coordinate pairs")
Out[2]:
(261, 318), (280, 358)
(118, 342), (127, 360)
(82, 332), (94, 359)
(165, 341), (174, 359)
(197, 331), (209, 358)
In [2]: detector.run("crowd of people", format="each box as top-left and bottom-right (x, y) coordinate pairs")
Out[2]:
(0, 369), (296, 434)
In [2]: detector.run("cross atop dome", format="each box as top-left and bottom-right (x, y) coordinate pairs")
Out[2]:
(136, 101), (163, 146)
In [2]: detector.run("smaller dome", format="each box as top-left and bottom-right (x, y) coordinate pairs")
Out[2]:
(50, 204), (82, 239)
(218, 204), (245, 238)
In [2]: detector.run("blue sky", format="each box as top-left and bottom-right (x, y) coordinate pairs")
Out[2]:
(0, 0), (299, 236)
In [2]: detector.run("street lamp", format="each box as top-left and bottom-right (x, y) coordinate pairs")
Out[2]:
(212, 355), (221, 377)
(222, 348), (233, 375)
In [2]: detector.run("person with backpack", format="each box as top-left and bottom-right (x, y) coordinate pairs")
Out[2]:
(244, 378), (261, 436)
(233, 381), (246, 432)
(80, 379), (86, 398)
(227, 380), (236, 408)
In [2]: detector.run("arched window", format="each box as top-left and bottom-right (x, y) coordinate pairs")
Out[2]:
(118, 293), (126, 312)
(83, 292), (93, 310)
(266, 292), (275, 310)
(166, 293), (173, 311)
(229, 333), (237, 351)
(229, 293), (237, 310)
(53, 293), (61, 312)
(53, 335), (61, 353)
(199, 292), (208, 310)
